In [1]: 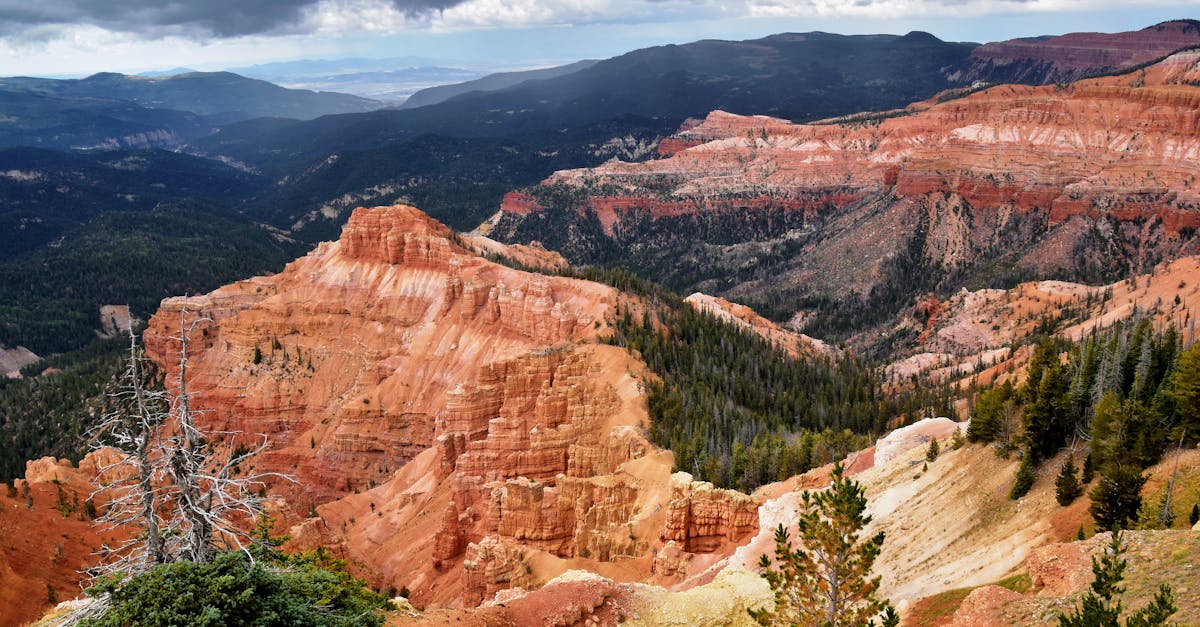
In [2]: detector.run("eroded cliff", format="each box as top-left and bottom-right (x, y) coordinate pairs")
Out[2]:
(488, 50), (1200, 344)
(140, 204), (758, 608)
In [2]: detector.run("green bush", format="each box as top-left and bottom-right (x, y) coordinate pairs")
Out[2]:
(82, 550), (392, 627)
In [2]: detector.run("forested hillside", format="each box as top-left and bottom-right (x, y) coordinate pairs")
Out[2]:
(970, 320), (1200, 529)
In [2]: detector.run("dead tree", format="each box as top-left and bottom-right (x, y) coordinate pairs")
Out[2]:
(88, 300), (289, 585)
(87, 327), (171, 578)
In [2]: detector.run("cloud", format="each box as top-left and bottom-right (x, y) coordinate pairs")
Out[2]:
(740, 0), (1191, 20)
(0, 0), (465, 39)
(0, 0), (1192, 47)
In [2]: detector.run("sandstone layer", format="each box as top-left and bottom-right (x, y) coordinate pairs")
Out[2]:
(489, 50), (1200, 344)
(961, 19), (1200, 85)
(141, 204), (758, 608)
(0, 454), (123, 627)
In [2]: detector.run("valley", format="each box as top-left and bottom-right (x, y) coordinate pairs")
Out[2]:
(2, 16), (1200, 627)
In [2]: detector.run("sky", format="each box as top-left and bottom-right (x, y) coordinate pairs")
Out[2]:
(0, 0), (1195, 77)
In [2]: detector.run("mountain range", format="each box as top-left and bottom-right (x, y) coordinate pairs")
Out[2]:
(0, 71), (383, 151)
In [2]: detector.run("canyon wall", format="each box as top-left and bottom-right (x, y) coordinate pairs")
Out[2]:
(489, 50), (1200, 340)
(141, 204), (758, 607)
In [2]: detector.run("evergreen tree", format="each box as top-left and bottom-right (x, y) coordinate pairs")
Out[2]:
(968, 381), (1013, 443)
(1091, 394), (1166, 470)
(1023, 361), (1071, 462)
(750, 462), (898, 627)
(1092, 331), (1128, 405)
(1083, 452), (1096, 484)
(1056, 457), (1082, 506)
(1057, 530), (1175, 627)
(925, 438), (940, 462)
(80, 550), (392, 627)
(1010, 454), (1036, 500)
(1166, 342), (1200, 446)
(1089, 466), (1147, 531)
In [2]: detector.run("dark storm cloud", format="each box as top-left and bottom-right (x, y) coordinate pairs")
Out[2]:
(0, 0), (467, 38)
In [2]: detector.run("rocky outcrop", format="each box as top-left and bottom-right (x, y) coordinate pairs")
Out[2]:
(0, 345), (38, 378)
(96, 305), (135, 339)
(490, 51), (1200, 341)
(660, 472), (758, 553)
(0, 453), (124, 627)
(140, 204), (745, 608)
(949, 585), (1025, 627)
(873, 417), (962, 467)
(684, 293), (836, 358)
(145, 204), (617, 505)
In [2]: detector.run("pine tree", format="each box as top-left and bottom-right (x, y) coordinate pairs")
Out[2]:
(1056, 457), (1082, 506)
(1057, 530), (1176, 627)
(750, 462), (898, 627)
(968, 382), (1013, 443)
(1083, 452), (1096, 484)
(1089, 466), (1147, 531)
(1166, 342), (1200, 446)
(925, 438), (940, 462)
(1010, 454), (1035, 500)
(1024, 362), (1071, 461)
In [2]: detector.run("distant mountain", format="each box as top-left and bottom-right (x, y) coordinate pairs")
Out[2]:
(400, 59), (599, 109)
(137, 67), (198, 77)
(192, 23), (1200, 238)
(230, 57), (490, 102)
(0, 71), (382, 120)
(190, 31), (981, 176)
(0, 89), (209, 150)
(271, 67), (486, 102)
(228, 56), (448, 79)
(0, 70), (384, 151)
(959, 19), (1200, 84)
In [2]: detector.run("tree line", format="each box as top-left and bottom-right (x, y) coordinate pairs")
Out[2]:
(603, 282), (956, 492)
(969, 319), (1200, 530)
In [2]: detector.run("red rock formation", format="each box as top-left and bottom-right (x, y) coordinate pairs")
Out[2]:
(140, 204), (756, 609)
(949, 585), (1024, 627)
(0, 454), (126, 627)
(492, 50), (1200, 305)
(963, 19), (1200, 85)
(659, 472), (758, 553)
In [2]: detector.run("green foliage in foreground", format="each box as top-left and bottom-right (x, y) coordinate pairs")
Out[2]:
(82, 550), (392, 627)
(750, 462), (898, 627)
(1057, 530), (1175, 627)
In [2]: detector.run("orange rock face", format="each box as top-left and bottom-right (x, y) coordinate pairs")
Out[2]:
(141, 204), (754, 608)
(659, 472), (758, 553)
(492, 50), (1200, 306)
(553, 52), (1200, 230)
(0, 454), (126, 627)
